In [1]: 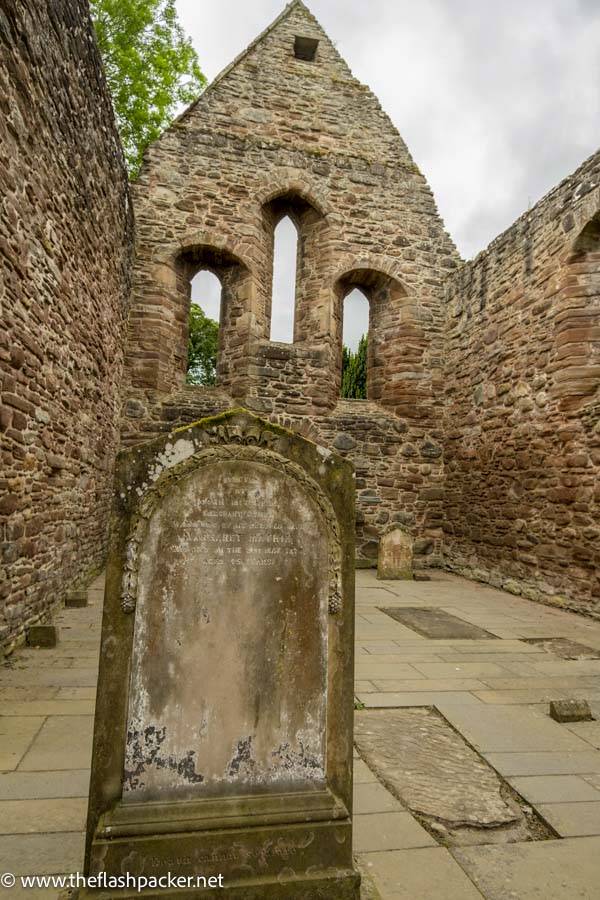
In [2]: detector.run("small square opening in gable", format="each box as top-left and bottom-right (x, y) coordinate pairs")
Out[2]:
(294, 36), (319, 61)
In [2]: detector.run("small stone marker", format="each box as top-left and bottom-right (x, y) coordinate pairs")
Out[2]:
(377, 525), (413, 580)
(82, 410), (360, 899)
(549, 699), (594, 723)
(26, 624), (58, 648)
(65, 589), (88, 608)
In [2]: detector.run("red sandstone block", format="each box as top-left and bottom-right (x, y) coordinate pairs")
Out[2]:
(2, 392), (33, 414)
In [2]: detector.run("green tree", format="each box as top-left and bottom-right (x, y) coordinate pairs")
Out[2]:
(341, 334), (368, 399)
(187, 304), (219, 385)
(90, 0), (206, 176)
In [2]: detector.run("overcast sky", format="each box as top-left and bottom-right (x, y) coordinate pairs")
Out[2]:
(184, 0), (600, 348)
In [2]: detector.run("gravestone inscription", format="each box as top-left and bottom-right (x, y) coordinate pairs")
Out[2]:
(82, 409), (360, 899)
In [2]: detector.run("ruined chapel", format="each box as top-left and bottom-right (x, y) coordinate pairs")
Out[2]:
(1, 0), (599, 652)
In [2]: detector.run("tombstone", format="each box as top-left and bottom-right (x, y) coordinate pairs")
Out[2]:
(82, 409), (360, 899)
(377, 525), (413, 580)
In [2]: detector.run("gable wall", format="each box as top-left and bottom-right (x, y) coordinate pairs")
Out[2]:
(122, 1), (459, 566)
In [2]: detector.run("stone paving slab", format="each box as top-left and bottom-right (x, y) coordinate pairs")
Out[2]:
(443, 641), (545, 654)
(564, 720), (600, 749)
(0, 701), (95, 716)
(359, 847), (485, 900)
(54, 688), (96, 701)
(356, 691), (485, 708)
(509, 774), (600, 803)
(0, 717), (44, 772)
(476, 676), (600, 690)
(354, 812), (435, 852)
(453, 836), (600, 899)
(0, 687), (58, 701)
(0, 770), (90, 801)
(354, 759), (378, 784)
(437, 652), (550, 664)
(377, 607), (496, 640)
(354, 782), (404, 815)
(537, 801), (600, 836)
(0, 670), (99, 687)
(0, 832), (85, 875)
(358, 654), (455, 665)
(371, 679), (487, 693)
(473, 688), (600, 705)
(355, 663), (427, 679)
(17, 716), (93, 772)
(441, 703), (595, 753)
(0, 798), (87, 834)
(359, 641), (415, 653)
(485, 750), (600, 776)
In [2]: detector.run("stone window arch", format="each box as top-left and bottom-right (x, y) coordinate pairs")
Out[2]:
(334, 268), (411, 409)
(340, 287), (369, 398)
(270, 214), (298, 343)
(552, 212), (600, 410)
(262, 191), (328, 344)
(187, 270), (222, 385)
(173, 244), (252, 395)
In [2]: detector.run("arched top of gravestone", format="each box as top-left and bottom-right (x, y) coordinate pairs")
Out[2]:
(116, 409), (354, 619)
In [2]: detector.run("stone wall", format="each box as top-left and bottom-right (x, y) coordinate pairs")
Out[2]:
(0, 0), (134, 650)
(122, 0), (458, 566)
(444, 151), (600, 614)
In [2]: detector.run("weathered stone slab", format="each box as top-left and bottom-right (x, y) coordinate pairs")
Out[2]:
(378, 607), (495, 640)
(83, 410), (359, 898)
(25, 625), (58, 648)
(550, 698), (594, 723)
(377, 527), (413, 580)
(65, 591), (88, 609)
(355, 708), (520, 830)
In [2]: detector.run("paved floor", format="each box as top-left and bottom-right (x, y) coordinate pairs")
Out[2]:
(1, 570), (600, 898)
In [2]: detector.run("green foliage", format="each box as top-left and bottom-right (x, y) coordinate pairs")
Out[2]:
(341, 334), (368, 399)
(187, 304), (218, 385)
(90, 0), (206, 176)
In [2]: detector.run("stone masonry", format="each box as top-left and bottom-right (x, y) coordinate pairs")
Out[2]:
(122, 1), (599, 606)
(121, 0), (459, 568)
(0, 0), (134, 651)
(1, 0), (599, 648)
(444, 151), (600, 614)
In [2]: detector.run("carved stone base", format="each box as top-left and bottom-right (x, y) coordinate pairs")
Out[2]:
(81, 816), (360, 899)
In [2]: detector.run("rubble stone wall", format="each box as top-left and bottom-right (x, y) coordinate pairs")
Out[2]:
(444, 151), (600, 614)
(0, 0), (134, 650)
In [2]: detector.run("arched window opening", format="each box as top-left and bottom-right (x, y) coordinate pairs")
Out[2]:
(270, 216), (298, 343)
(187, 269), (221, 385)
(341, 288), (369, 399)
(570, 214), (600, 260)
